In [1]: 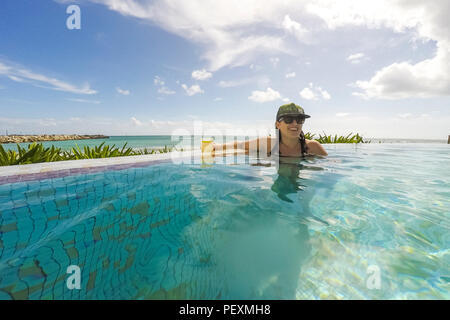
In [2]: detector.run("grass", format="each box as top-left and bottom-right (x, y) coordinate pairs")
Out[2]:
(0, 132), (369, 166)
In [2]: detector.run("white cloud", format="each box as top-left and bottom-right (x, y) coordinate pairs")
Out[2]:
(320, 89), (331, 100)
(67, 98), (101, 104)
(158, 86), (176, 95)
(90, 0), (450, 82)
(218, 75), (270, 88)
(154, 76), (165, 86)
(282, 15), (309, 41)
(214, 97), (223, 101)
(181, 84), (204, 96)
(308, 114), (450, 140)
(351, 92), (366, 99)
(0, 60), (97, 94)
(116, 87), (130, 95)
(347, 53), (365, 64)
(397, 113), (412, 119)
(88, 0), (303, 71)
(153, 75), (175, 94)
(8, 75), (26, 82)
(352, 46), (450, 99)
(285, 72), (296, 78)
(0, 117), (58, 129)
(248, 87), (281, 103)
(270, 57), (280, 67)
(299, 87), (316, 100)
(306, 0), (450, 99)
(192, 69), (212, 80)
(130, 117), (143, 126)
(81, 0), (450, 98)
(218, 79), (251, 88)
(299, 83), (331, 100)
(336, 113), (350, 117)
(249, 64), (262, 71)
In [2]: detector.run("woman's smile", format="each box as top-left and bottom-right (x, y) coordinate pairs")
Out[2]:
(286, 125), (300, 134)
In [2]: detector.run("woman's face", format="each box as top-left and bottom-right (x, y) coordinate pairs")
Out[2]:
(276, 118), (303, 138)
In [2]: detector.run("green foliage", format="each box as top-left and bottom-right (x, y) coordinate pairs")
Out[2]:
(133, 145), (182, 155)
(304, 132), (370, 144)
(304, 132), (316, 140)
(69, 142), (135, 159)
(0, 142), (181, 166)
(0, 143), (66, 166)
(134, 148), (157, 155)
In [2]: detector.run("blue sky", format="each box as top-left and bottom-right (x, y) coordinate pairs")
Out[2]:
(0, 0), (449, 139)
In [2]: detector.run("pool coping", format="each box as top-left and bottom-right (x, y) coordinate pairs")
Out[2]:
(0, 149), (247, 184)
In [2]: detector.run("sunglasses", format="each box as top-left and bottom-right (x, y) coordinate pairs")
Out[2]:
(278, 115), (305, 124)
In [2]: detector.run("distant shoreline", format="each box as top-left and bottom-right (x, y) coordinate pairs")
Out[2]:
(0, 135), (109, 144)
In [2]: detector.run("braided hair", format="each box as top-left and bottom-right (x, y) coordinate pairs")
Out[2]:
(299, 131), (308, 157)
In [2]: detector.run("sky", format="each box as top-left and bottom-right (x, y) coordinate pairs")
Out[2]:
(0, 0), (449, 139)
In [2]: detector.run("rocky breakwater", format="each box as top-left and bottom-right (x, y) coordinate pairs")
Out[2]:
(0, 134), (109, 144)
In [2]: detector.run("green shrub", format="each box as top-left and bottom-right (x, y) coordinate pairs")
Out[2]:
(0, 142), (171, 166)
(0, 143), (66, 166)
(305, 132), (370, 144)
(69, 142), (135, 159)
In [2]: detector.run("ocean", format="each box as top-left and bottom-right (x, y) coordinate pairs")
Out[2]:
(0, 135), (447, 152)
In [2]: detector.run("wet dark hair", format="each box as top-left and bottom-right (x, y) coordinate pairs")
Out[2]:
(275, 122), (308, 157)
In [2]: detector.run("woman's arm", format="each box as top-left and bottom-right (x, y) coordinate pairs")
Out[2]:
(212, 137), (274, 153)
(212, 140), (245, 152)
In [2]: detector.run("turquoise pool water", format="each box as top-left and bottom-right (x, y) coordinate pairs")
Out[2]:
(0, 143), (448, 299)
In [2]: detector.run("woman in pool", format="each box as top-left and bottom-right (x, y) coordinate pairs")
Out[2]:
(212, 103), (328, 157)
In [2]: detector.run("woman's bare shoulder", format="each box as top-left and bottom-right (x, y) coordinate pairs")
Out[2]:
(305, 139), (328, 156)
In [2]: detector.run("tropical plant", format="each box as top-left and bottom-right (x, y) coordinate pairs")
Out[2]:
(0, 143), (66, 166)
(304, 132), (370, 144)
(0, 142), (189, 166)
(304, 132), (316, 140)
(69, 142), (135, 159)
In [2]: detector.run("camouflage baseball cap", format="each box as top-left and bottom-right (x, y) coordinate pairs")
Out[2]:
(276, 103), (310, 121)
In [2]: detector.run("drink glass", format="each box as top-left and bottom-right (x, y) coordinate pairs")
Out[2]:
(201, 138), (214, 153)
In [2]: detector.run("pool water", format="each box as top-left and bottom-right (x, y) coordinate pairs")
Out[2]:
(0, 143), (448, 299)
